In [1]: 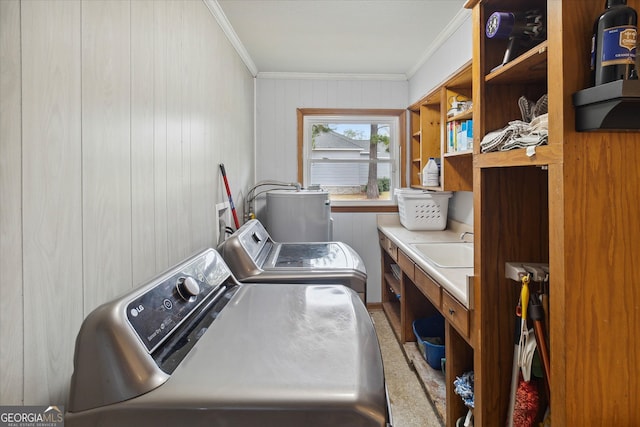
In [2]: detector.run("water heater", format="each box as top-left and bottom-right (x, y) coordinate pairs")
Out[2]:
(266, 190), (332, 242)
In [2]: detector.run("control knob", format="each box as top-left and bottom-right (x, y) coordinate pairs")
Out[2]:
(176, 276), (200, 301)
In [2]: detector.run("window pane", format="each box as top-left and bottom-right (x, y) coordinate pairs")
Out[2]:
(310, 161), (392, 201)
(303, 116), (399, 204)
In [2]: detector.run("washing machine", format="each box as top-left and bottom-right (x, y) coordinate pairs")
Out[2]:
(217, 219), (367, 303)
(65, 248), (390, 426)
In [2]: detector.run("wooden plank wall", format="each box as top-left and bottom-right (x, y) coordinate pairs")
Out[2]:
(0, 0), (254, 406)
(0, 0), (24, 406)
(20, 0), (83, 404)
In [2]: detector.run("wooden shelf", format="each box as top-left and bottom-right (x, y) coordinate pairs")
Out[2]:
(443, 151), (473, 191)
(380, 232), (402, 340)
(475, 143), (561, 168)
(411, 184), (444, 192)
(384, 272), (401, 297)
(444, 149), (473, 158)
(485, 40), (548, 85)
(404, 342), (446, 424)
(447, 109), (473, 122)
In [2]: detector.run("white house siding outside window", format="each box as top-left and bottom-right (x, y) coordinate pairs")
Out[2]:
(299, 109), (405, 207)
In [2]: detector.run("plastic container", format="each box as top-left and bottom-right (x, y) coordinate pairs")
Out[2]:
(423, 158), (439, 186)
(394, 189), (452, 231)
(412, 315), (445, 370)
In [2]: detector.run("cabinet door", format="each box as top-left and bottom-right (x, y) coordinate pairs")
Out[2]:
(442, 290), (469, 338)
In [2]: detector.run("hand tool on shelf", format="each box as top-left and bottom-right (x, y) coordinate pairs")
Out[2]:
(529, 295), (551, 400)
(505, 262), (550, 426)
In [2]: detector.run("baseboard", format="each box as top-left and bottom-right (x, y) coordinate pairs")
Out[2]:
(367, 302), (383, 311)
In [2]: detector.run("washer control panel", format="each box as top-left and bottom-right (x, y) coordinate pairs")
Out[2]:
(126, 250), (232, 353)
(238, 220), (273, 262)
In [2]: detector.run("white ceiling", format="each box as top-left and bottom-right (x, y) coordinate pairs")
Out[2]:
(213, 0), (469, 78)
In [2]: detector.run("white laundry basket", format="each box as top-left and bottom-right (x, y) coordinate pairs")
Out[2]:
(394, 189), (452, 231)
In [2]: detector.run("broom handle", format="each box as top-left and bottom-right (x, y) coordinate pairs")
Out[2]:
(219, 164), (241, 229)
(530, 300), (551, 399)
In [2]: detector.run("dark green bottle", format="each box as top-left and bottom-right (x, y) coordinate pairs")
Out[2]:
(594, 0), (638, 85)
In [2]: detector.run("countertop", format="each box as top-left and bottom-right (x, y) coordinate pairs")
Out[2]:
(377, 214), (473, 308)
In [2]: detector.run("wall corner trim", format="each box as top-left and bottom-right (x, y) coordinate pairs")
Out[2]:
(406, 8), (472, 79)
(202, 0), (259, 77)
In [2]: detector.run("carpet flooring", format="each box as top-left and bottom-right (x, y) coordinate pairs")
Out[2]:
(370, 310), (443, 427)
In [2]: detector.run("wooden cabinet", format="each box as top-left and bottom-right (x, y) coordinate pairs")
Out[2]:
(466, 0), (640, 425)
(378, 229), (474, 425)
(408, 61), (473, 191)
(379, 232), (401, 336)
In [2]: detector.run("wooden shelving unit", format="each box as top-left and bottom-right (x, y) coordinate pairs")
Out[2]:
(379, 231), (402, 339)
(408, 61), (473, 191)
(382, 271), (401, 334)
(466, 0), (640, 425)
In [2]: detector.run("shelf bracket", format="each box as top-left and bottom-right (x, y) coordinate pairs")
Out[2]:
(505, 261), (549, 282)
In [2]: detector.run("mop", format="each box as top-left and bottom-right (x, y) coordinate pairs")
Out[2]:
(513, 376), (539, 427)
(453, 371), (474, 426)
(510, 275), (540, 427)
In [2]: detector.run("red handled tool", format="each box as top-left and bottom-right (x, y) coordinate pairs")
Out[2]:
(219, 163), (240, 229)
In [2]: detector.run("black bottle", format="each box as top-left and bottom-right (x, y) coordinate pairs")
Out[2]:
(590, 19), (598, 84)
(594, 0), (638, 86)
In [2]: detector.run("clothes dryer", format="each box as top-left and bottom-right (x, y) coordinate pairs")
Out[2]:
(66, 249), (389, 426)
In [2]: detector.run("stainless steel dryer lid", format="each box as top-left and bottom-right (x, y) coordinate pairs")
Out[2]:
(143, 283), (384, 406)
(66, 283), (387, 427)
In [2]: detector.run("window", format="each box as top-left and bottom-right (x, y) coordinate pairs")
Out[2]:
(297, 109), (406, 210)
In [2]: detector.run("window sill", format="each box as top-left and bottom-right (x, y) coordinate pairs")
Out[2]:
(331, 201), (399, 213)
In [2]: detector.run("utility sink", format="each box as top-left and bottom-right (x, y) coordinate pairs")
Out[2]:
(412, 242), (473, 268)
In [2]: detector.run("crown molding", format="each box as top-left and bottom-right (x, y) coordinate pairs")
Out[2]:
(202, 0), (258, 77)
(256, 72), (407, 81)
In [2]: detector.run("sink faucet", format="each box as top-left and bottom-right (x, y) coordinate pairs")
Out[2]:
(460, 231), (474, 242)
